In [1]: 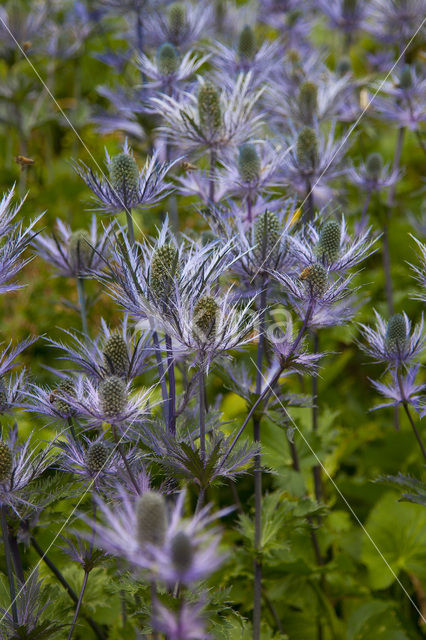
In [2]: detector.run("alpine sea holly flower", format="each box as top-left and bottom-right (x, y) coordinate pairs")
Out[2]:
(289, 216), (378, 274)
(366, 0), (426, 45)
(0, 425), (55, 515)
(23, 376), (80, 422)
(45, 318), (153, 382)
(317, 0), (368, 37)
(370, 364), (425, 416)
(153, 600), (207, 640)
(359, 311), (425, 368)
(60, 534), (106, 571)
(74, 142), (178, 214)
(257, 0), (312, 48)
(373, 66), (426, 131)
(409, 235), (426, 301)
(175, 169), (229, 205)
(33, 216), (112, 278)
(152, 74), (264, 158)
(137, 46), (210, 97)
(348, 152), (400, 193)
(144, 0), (213, 51)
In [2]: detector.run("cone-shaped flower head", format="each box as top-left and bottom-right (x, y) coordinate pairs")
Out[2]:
(109, 153), (139, 203)
(297, 126), (319, 172)
(316, 220), (341, 263)
(157, 42), (179, 75)
(99, 376), (127, 417)
(168, 2), (186, 41)
(302, 262), (328, 297)
(171, 531), (193, 573)
(0, 441), (12, 482)
(193, 295), (219, 340)
(254, 210), (281, 263)
(103, 334), (129, 377)
(198, 83), (222, 133)
(298, 81), (318, 125)
(53, 379), (76, 417)
(69, 230), (93, 271)
(87, 442), (109, 473)
(150, 243), (180, 301)
(136, 491), (167, 547)
(238, 24), (256, 61)
(366, 152), (383, 180)
(238, 143), (261, 183)
(385, 313), (407, 355)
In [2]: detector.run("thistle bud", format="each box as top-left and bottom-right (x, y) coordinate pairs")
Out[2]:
(171, 531), (193, 573)
(54, 379), (76, 417)
(69, 230), (93, 270)
(254, 210), (281, 263)
(109, 153), (138, 201)
(297, 126), (319, 173)
(0, 441), (12, 482)
(193, 295), (219, 340)
(103, 334), (129, 377)
(303, 263), (328, 297)
(399, 66), (412, 90)
(150, 243), (179, 301)
(366, 152), (383, 179)
(136, 491), (167, 547)
(157, 42), (179, 75)
(342, 0), (357, 15)
(238, 143), (261, 184)
(336, 57), (351, 76)
(168, 2), (186, 42)
(385, 314), (407, 354)
(298, 81), (318, 126)
(317, 220), (340, 263)
(198, 83), (221, 133)
(238, 25), (256, 61)
(99, 376), (127, 417)
(87, 442), (108, 473)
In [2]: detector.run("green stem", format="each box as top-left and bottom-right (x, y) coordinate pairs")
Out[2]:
(76, 277), (89, 337)
(199, 367), (206, 464)
(67, 571), (89, 640)
(125, 208), (135, 246)
(312, 331), (323, 503)
(396, 370), (426, 461)
(1, 506), (17, 625)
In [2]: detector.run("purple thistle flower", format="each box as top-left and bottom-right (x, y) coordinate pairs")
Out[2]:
(266, 319), (323, 376)
(359, 310), (425, 368)
(366, 0), (426, 46)
(74, 142), (178, 214)
(59, 534), (106, 570)
(317, 0), (369, 35)
(372, 66), (426, 131)
(138, 47), (210, 97)
(144, 1), (214, 51)
(348, 153), (400, 193)
(153, 600), (207, 640)
(33, 215), (112, 279)
(409, 235), (426, 301)
(23, 375), (81, 423)
(370, 364), (425, 415)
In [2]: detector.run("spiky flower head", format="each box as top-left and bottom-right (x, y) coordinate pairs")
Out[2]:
(53, 379), (76, 417)
(193, 295), (219, 340)
(87, 442), (108, 474)
(136, 491), (167, 548)
(150, 243), (179, 301)
(302, 262), (328, 297)
(298, 81), (318, 125)
(238, 25), (256, 60)
(109, 153), (139, 202)
(168, 2), (186, 41)
(316, 220), (341, 263)
(198, 83), (222, 133)
(69, 230), (93, 270)
(385, 313), (407, 354)
(254, 210), (281, 263)
(238, 143), (261, 183)
(0, 441), (12, 482)
(157, 42), (179, 75)
(399, 65), (412, 90)
(0, 377), (7, 413)
(103, 334), (129, 377)
(336, 57), (352, 76)
(297, 126), (319, 172)
(171, 531), (193, 573)
(99, 376), (127, 417)
(366, 152), (383, 179)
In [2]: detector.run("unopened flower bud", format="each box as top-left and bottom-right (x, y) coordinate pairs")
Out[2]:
(103, 334), (129, 377)
(297, 126), (319, 173)
(238, 25), (256, 61)
(193, 295), (219, 340)
(238, 143), (260, 183)
(198, 83), (221, 133)
(109, 153), (138, 201)
(317, 220), (340, 263)
(136, 491), (167, 547)
(303, 263), (328, 297)
(87, 442), (108, 473)
(150, 243), (179, 301)
(342, 0), (357, 15)
(171, 531), (193, 573)
(0, 441), (12, 482)
(399, 66), (412, 90)
(366, 152), (383, 179)
(298, 81), (318, 125)
(157, 42), (179, 75)
(99, 376), (127, 417)
(254, 210), (281, 264)
(69, 230), (93, 270)
(385, 314), (407, 354)
(168, 2), (186, 42)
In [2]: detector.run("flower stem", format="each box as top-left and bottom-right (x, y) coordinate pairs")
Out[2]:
(360, 189), (372, 229)
(165, 334), (176, 436)
(396, 370), (426, 461)
(199, 367), (206, 464)
(76, 277), (89, 337)
(0, 506), (17, 625)
(311, 331), (323, 503)
(125, 208), (135, 247)
(152, 330), (169, 425)
(305, 180), (314, 223)
(209, 149), (217, 203)
(67, 571), (89, 640)
(150, 580), (159, 640)
(112, 425), (139, 493)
